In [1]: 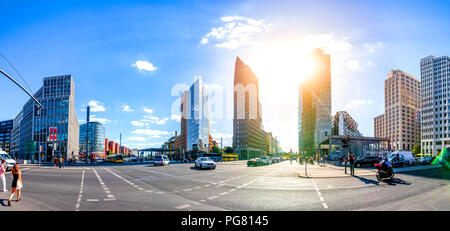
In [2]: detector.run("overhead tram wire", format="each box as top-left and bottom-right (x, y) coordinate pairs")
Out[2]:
(0, 52), (35, 96)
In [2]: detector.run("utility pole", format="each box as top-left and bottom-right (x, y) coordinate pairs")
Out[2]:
(86, 106), (90, 163)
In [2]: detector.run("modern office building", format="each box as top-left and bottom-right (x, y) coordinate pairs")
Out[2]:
(0, 120), (13, 155)
(420, 55), (450, 155)
(10, 111), (23, 159)
(11, 75), (79, 162)
(265, 132), (279, 155)
(79, 122), (106, 158)
(318, 135), (391, 160)
(181, 77), (210, 153)
(298, 48), (332, 156)
(332, 111), (362, 137)
(175, 92), (188, 154)
(233, 57), (267, 159)
(374, 114), (386, 138)
(374, 70), (421, 151)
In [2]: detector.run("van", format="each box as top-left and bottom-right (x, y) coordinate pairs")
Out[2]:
(388, 151), (415, 166)
(0, 150), (16, 171)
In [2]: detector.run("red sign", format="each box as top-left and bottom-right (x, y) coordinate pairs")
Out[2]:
(50, 127), (53, 133)
(49, 134), (53, 141)
(54, 134), (57, 141)
(54, 127), (57, 133)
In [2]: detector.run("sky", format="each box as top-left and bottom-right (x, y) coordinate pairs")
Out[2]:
(1, 0), (450, 151)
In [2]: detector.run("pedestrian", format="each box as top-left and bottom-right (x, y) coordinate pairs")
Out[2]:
(7, 163), (23, 206)
(1, 160), (7, 192)
(53, 156), (58, 168)
(349, 152), (356, 176)
(58, 156), (63, 169)
(344, 154), (348, 174)
(61, 157), (65, 168)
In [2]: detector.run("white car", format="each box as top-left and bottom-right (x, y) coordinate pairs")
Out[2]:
(154, 155), (170, 166)
(195, 157), (216, 170)
(0, 150), (16, 171)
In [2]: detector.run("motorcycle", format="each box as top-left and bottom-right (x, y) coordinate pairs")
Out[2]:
(374, 163), (394, 181)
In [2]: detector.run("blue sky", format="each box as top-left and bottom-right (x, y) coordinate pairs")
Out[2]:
(1, 0), (449, 151)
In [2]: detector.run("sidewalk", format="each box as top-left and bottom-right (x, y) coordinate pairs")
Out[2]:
(297, 163), (442, 178)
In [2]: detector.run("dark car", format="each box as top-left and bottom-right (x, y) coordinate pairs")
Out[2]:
(390, 156), (407, 167)
(247, 158), (263, 167)
(417, 156), (434, 165)
(354, 156), (379, 168)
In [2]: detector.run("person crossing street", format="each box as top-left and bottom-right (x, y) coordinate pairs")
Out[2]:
(349, 152), (356, 176)
(1, 160), (7, 192)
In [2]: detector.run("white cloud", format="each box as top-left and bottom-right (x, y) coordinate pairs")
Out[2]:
(211, 133), (233, 139)
(141, 115), (169, 125)
(363, 41), (383, 53)
(131, 121), (145, 127)
(346, 60), (360, 70)
(201, 15), (271, 49)
(122, 104), (133, 112)
(171, 114), (181, 122)
(132, 129), (170, 138)
(128, 136), (147, 141)
(88, 100), (106, 112)
(132, 60), (157, 73)
(143, 107), (153, 114)
(89, 115), (111, 124)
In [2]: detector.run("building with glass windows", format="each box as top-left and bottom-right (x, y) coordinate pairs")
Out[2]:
(420, 55), (450, 155)
(79, 122), (105, 158)
(374, 69), (421, 152)
(11, 75), (79, 162)
(233, 57), (267, 160)
(183, 77), (210, 153)
(10, 111), (23, 159)
(298, 49), (332, 156)
(0, 120), (13, 155)
(318, 135), (391, 160)
(332, 111), (362, 137)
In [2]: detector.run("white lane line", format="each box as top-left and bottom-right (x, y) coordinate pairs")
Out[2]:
(183, 188), (192, 191)
(311, 179), (328, 209)
(93, 168), (116, 201)
(219, 192), (228, 196)
(86, 199), (100, 202)
(175, 204), (191, 209)
(75, 169), (85, 211)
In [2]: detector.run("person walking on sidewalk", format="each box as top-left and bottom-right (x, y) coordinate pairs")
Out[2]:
(344, 154), (348, 174)
(7, 163), (23, 206)
(1, 160), (7, 192)
(349, 152), (356, 176)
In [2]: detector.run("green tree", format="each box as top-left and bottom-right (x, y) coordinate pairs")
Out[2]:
(412, 145), (421, 155)
(224, 146), (234, 154)
(211, 146), (222, 154)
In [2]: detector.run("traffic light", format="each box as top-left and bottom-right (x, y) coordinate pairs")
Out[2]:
(341, 137), (350, 148)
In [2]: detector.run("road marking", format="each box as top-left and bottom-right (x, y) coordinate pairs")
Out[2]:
(86, 199), (100, 202)
(93, 168), (116, 201)
(183, 188), (192, 191)
(156, 191), (165, 194)
(311, 179), (328, 209)
(208, 195), (218, 200)
(145, 190), (154, 193)
(219, 192), (228, 196)
(194, 186), (202, 189)
(175, 204), (191, 209)
(75, 169), (85, 211)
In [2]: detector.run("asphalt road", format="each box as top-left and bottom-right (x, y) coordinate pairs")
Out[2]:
(0, 161), (448, 211)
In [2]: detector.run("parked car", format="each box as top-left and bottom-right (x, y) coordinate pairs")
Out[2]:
(94, 157), (104, 163)
(354, 156), (379, 168)
(247, 158), (263, 167)
(0, 150), (16, 171)
(195, 157), (216, 169)
(260, 156), (271, 165)
(154, 155), (170, 166)
(270, 157), (279, 164)
(390, 156), (407, 167)
(130, 156), (138, 162)
(388, 151), (415, 166)
(417, 156), (434, 165)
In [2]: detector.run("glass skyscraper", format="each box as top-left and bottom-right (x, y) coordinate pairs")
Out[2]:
(183, 77), (210, 153)
(298, 49), (332, 156)
(11, 75), (79, 162)
(0, 120), (13, 155)
(79, 122), (106, 157)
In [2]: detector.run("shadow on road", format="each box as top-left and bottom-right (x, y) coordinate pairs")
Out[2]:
(385, 178), (411, 186)
(352, 175), (380, 185)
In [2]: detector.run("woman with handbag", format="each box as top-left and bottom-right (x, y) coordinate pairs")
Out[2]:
(7, 163), (23, 206)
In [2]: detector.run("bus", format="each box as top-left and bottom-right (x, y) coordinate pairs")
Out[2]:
(222, 154), (239, 162)
(107, 154), (123, 163)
